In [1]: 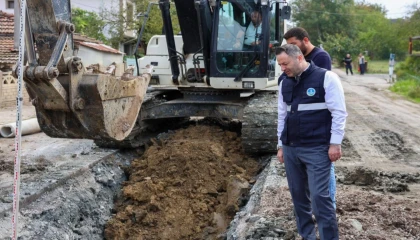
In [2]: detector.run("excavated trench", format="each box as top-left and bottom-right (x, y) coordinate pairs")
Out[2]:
(104, 123), (263, 239)
(1, 120), (269, 240)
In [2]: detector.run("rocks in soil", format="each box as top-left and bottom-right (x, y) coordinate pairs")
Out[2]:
(104, 125), (260, 240)
(337, 166), (420, 192)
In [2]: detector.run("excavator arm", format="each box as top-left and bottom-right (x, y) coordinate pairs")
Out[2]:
(15, 0), (151, 141)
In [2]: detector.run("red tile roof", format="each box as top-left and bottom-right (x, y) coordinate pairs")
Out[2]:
(0, 11), (17, 65)
(0, 11), (14, 35)
(0, 37), (17, 64)
(73, 33), (102, 44)
(78, 41), (123, 55)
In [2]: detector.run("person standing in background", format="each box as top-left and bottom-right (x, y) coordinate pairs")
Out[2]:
(343, 54), (353, 75)
(358, 53), (365, 75)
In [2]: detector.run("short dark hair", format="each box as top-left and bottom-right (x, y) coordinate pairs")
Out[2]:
(275, 44), (303, 57)
(283, 27), (310, 41)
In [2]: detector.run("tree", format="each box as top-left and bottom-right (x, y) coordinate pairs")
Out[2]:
(353, 2), (404, 59)
(99, 0), (180, 54)
(320, 33), (360, 64)
(292, 0), (356, 46)
(72, 8), (108, 44)
(134, 1), (180, 55)
(396, 7), (420, 56)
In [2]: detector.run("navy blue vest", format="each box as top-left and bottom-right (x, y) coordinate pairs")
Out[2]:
(280, 63), (332, 147)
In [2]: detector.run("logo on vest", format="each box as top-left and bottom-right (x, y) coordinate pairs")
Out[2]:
(306, 88), (316, 96)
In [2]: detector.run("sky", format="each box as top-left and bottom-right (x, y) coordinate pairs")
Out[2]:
(361, 0), (418, 18)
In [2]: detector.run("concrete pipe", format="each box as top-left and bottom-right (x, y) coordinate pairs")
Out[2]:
(0, 118), (41, 138)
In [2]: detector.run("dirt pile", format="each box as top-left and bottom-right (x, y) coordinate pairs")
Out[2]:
(338, 166), (420, 193)
(337, 185), (420, 239)
(104, 125), (260, 240)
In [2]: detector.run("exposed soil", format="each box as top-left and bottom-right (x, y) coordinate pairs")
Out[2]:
(104, 125), (260, 240)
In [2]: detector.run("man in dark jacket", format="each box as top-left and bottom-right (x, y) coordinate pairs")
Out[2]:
(343, 53), (353, 75)
(276, 44), (347, 240)
(284, 27), (331, 70)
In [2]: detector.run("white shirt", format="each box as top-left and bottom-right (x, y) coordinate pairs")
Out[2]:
(277, 70), (347, 147)
(243, 23), (261, 46)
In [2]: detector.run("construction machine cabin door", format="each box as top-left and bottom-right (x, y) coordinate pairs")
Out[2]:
(209, 0), (282, 88)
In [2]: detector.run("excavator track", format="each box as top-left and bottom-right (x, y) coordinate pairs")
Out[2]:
(241, 90), (278, 154)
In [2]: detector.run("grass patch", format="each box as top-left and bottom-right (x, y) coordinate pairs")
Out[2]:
(390, 78), (420, 103)
(365, 60), (388, 74)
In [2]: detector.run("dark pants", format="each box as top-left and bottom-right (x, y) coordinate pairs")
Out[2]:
(359, 63), (365, 75)
(283, 145), (339, 240)
(345, 65), (353, 75)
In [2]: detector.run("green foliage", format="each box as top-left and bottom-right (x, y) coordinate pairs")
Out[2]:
(99, 0), (180, 52)
(292, 0), (356, 46)
(390, 79), (420, 103)
(353, 3), (402, 59)
(291, 0), (420, 61)
(134, 1), (180, 50)
(389, 56), (420, 102)
(72, 8), (108, 44)
(396, 56), (420, 77)
(363, 60), (391, 74)
(321, 33), (360, 63)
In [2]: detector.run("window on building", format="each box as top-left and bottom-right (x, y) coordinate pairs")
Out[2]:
(6, 0), (14, 9)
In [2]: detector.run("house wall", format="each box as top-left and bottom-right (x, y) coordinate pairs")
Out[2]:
(0, 0), (14, 14)
(78, 47), (125, 76)
(0, 71), (30, 108)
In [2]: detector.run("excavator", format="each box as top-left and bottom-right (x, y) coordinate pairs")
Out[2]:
(16, 0), (291, 154)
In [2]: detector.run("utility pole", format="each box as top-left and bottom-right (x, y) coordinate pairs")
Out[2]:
(14, 0), (19, 50)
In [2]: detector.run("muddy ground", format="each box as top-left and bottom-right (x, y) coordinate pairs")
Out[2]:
(104, 125), (260, 240)
(0, 69), (420, 239)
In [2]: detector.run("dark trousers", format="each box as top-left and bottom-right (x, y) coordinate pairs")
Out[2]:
(359, 64), (365, 75)
(283, 145), (339, 240)
(345, 65), (353, 75)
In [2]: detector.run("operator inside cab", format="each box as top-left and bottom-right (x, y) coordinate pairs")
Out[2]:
(234, 10), (262, 51)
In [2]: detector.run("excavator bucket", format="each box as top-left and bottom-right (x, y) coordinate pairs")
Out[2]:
(23, 66), (152, 141)
(17, 0), (152, 143)
(24, 69), (151, 142)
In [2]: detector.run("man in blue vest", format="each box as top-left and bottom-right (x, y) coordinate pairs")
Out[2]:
(281, 27), (337, 210)
(276, 44), (347, 240)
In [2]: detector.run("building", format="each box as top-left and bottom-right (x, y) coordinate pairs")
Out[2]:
(0, 10), (29, 108)
(73, 34), (125, 76)
(0, 0), (13, 14)
(72, 0), (137, 55)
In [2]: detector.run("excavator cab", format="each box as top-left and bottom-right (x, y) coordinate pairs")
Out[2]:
(212, 1), (274, 80)
(150, 0), (287, 90)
